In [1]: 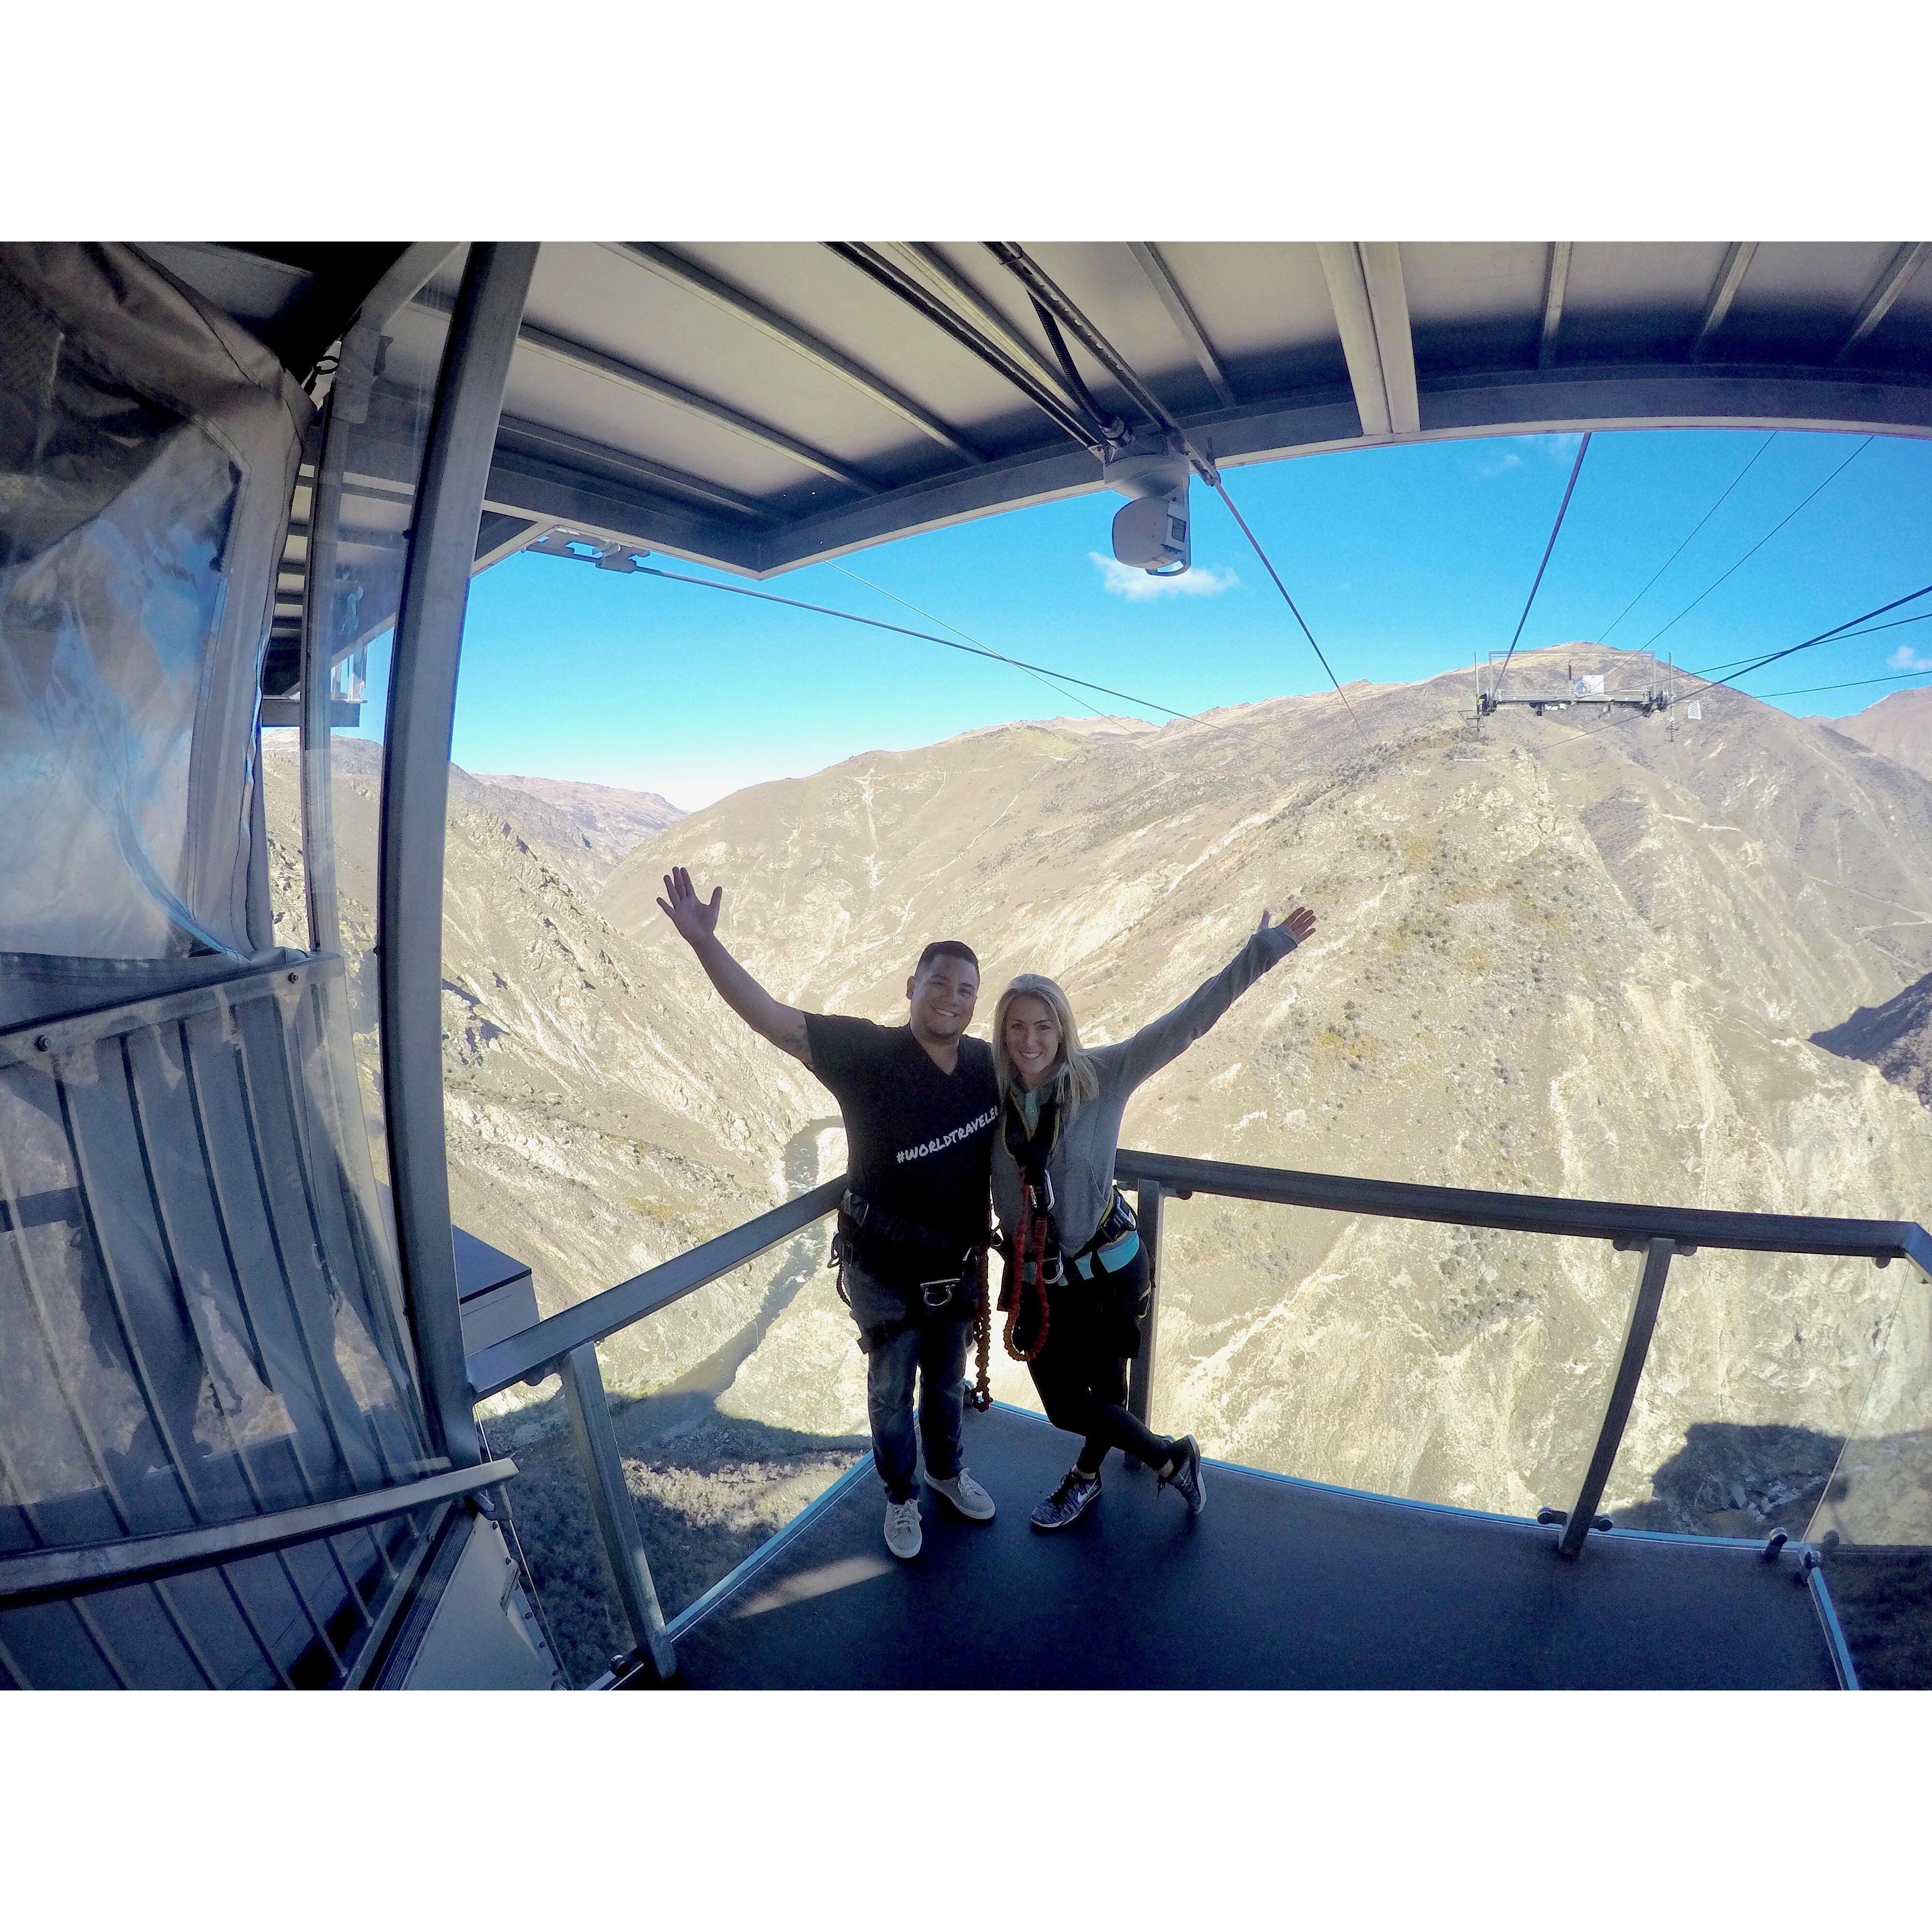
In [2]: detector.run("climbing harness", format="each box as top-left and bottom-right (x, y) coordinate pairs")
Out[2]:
(833, 1187), (989, 1356)
(1000, 1089), (1061, 1363)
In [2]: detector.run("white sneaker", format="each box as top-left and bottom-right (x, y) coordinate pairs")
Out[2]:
(884, 1497), (923, 1560)
(926, 1468), (996, 1522)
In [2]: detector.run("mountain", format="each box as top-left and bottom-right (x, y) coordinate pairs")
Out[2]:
(259, 733), (830, 1400)
(1827, 685), (1932, 785)
(474, 773), (684, 878)
(260, 651), (1932, 1670)
(596, 648), (1932, 1518)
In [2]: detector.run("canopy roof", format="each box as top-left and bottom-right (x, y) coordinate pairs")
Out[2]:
(150, 239), (1932, 687)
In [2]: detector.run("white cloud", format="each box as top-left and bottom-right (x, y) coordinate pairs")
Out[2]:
(1887, 642), (1932, 672)
(1090, 552), (1239, 601)
(1473, 450), (1524, 479)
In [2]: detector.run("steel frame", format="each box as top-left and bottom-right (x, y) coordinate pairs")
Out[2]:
(471, 361), (1932, 583)
(0, 1462), (511, 1607)
(378, 242), (539, 1468)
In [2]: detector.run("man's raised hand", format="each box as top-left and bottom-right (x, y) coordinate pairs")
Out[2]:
(1259, 904), (1318, 948)
(656, 866), (723, 947)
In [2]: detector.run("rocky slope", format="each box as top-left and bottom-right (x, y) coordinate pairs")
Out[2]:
(598, 645), (1932, 1526)
(260, 732), (832, 1404)
(474, 773), (683, 879)
(259, 651), (1932, 1669)
(1827, 685), (1932, 784)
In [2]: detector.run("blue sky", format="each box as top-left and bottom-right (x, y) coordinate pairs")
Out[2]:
(359, 426), (1932, 810)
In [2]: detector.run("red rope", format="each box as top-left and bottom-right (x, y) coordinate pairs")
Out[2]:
(1002, 1190), (1053, 1363)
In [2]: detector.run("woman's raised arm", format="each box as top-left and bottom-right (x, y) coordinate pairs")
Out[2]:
(1099, 905), (1316, 1092)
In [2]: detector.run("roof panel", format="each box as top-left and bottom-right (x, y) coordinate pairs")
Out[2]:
(1012, 242), (1226, 419)
(1720, 241), (1904, 362)
(522, 243), (953, 480)
(500, 343), (839, 505)
(677, 241), (1075, 461)
(1554, 242), (1731, 361)
(1402, 241), (1549, 374)
(1150, 242), (1346, 398)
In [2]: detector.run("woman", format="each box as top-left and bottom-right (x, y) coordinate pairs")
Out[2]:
(993, 904), (1318, 1530)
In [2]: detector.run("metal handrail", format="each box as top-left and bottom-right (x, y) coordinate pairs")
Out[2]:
(1111, 1149), (1932, 1276)
(488, 1149), (1931, 1676)
(0, 1459), (515, 1608)
(466, 1177), (847, 1399)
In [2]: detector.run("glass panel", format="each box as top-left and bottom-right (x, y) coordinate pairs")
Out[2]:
(1808, 1260), (1932, 1548)
(1147, 1194), (1629, 1519)
(294, 256), (464, 1174)
(596, 1239), (867, 1626)
(477, 1385), (630, 1689)
(1601, 1247), (1919, 1540)
(262, 721), (307, 950)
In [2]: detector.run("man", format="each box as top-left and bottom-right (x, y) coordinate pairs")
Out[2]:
(656, 866), (998, 1560)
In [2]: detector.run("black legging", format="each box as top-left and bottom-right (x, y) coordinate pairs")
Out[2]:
(1024, 1246), (1174, 1473)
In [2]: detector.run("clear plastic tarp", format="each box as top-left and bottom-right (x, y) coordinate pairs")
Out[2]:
(0, 244), (307, 985)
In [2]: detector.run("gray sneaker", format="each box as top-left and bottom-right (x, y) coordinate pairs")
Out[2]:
(926, 1468), (995, 1521)
(1030, 1466), (1102, 1531)
(884, 1497), (922, 1560)
(1159, 1436), (1206, 1516)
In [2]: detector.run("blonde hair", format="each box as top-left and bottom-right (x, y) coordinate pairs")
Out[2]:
(993, 973), (1101, 1118)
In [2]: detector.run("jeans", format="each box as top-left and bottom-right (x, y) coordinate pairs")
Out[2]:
(841, 1258), (971, 1504)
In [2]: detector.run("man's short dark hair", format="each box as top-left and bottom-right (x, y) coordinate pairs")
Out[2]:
(915, 939), (979, 979)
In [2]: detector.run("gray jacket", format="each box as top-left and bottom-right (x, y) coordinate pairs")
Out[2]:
(991, 923), (1300, 1252)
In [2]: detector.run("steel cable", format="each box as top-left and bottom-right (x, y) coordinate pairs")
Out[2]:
(1690, 607), (1932, 679)
(1493, 433), (1593, 701)
(1597, 432), (1777, 641)
(1685, 579), (1932, 691)
(1206, 474), (1357, 719)
(1636, 436), (1874, 652)
(633, 562), (1193, 719)
(988, 242), (1356, 719)
(826, 560), (1109, 720)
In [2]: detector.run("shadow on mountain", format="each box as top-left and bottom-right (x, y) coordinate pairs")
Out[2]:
(1611, 1418), (1932, 1689)
(1810, 967), (1932, 1111)
(1610, 1420), (1843, 1539)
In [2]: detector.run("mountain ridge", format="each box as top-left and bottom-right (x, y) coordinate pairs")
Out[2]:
(263, 651), (1932, 1549)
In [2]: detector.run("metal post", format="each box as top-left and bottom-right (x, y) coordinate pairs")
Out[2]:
(299, 380), (350, 956)
(1559, 1236), (1676, 1559)
(560, 1344), (675, 1681)
(378, 242), (538, 1466)
(302, 244), (457, 955)
(1126, 1184), (1165, 1431)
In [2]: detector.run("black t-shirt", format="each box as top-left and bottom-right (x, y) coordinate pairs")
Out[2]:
(804, 1013), (998, 1250)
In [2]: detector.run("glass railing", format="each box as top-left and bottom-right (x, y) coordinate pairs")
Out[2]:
(466, 1151), (1931, 1683)
(1143, 1193), (1622, 1520)
(1595, 1247), (1918, 1541)
(477, 1388), (629, 1690)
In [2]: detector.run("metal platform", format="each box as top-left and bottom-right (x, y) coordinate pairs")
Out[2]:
(661, 1404), (1852, 1690)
